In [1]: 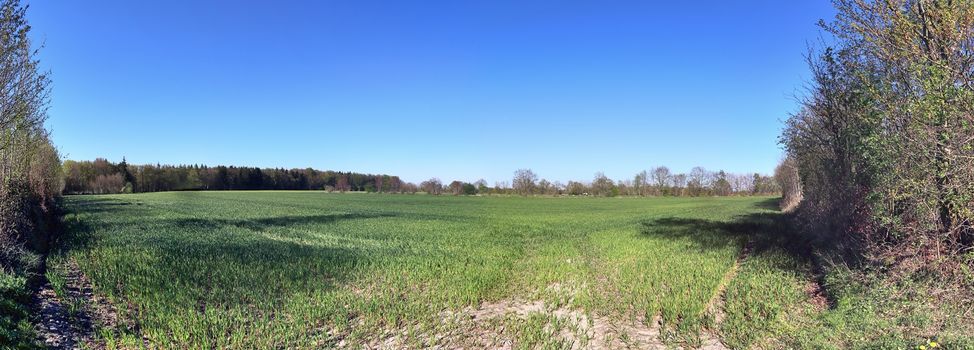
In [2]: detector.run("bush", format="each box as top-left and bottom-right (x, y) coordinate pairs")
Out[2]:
(773, 158), (801, 212)
(0, 271), (40, 349)
(781, 0), (974, 275)
(0, 0), (62, 264)
(0, 1), (62, 347)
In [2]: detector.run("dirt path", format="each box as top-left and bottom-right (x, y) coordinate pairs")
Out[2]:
(32, 260), (117, 350)
(33, 280), (91, 349)
(32, 263), (93, 349)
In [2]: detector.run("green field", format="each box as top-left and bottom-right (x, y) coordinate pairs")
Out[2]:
(48, 192), (963, 349)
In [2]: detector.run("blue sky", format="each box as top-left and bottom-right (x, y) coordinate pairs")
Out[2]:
(29, 1), (835, 184)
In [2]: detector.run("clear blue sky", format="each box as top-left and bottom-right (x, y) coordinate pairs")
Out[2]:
(29, 1), (835, 184)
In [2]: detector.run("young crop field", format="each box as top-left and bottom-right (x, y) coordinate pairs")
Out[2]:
(45, 192), (970, 349)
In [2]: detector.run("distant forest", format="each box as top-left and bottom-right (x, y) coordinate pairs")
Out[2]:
(63, 158), (401, 194)
(63, 158), (779, 197)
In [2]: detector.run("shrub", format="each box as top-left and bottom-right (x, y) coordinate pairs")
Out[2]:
(781, 0), (974, 275)
(0, 1), (62, 346)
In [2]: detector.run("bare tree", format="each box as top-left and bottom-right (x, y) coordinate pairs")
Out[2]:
(374, 175), (384, 193)
(688, 167), (710, 196)
(448, 180), (463, 196)
(566, 181), (586, 196)
(774, 158), (801, 211)
(512, 169), (538, 196)
(728, 173), (754, 195)
(420, 178), (443, 195)
(401, 182), (418, 194)
(671, 173), (687, 197)
(493, 181), (510, 195)
(616, 180), (630, 196)
(336, 175), (350, 192)
(591, 172), (616, 197)
(94, 174), (125, 194)
(538, 179), (553, 195)
(651, 166), (671, 196)
(389, 176), (402, 193)
(552, 181), (565, 195)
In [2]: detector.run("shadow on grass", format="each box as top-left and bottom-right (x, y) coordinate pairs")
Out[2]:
(51, 208), (382, 318)
(144, 230), (365, 302)
(62, 197), (145, 214)
(52, 198), (150, 255)
(752, 197), (782, 211)
(639, 210), (814, 268)
(170, 212), (396, 232)
(639, 199), (844, 313)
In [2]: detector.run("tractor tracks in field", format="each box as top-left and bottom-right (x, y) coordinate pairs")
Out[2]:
(363, 240), (757, 350)
(33, 259), (96, 349)
(697, 241), (753, 350)
(33, 281), (90, 349)
(32, 259), (121, 350)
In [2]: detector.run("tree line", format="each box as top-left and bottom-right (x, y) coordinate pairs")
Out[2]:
(0, 1), (63, 346)
(780, 0), (974, 275)
(504, 168), (778, 197)
(64, 159), (778, 198)
(63, 158), (407, 194)
(355, 167), (776, 197)
(0, 0), (61, 270)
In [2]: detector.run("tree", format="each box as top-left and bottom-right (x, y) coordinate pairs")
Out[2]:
(118, 157), (136, 186)
(774, 157), (801, 211)
(462, 182), (477, 195)
(633, 171), (648, 196)
(0, 0), (62, 288)
(616, 180), (630, 196)
(538, 179), (552, 195)
(591, 172), (616, 197)
(389, 176), (402, 193)
(512, 169), (538, 196)
(91, 174), (125, 194)
(493, 181), (510, 195)
(712, 170), (732, 196)
(651, 166), (671, 195)
(687, 167), (710, 196)
(752, 173), (779, 195)
(728, 173), (754, 194)
(185, 166), (202, 189)
(475, 179), (489, 194)
(448, 180), (464, 196)
(671, 173), (687, 197)
(336, 175), (350, 192)
(421, 178), (443, 195)
(401, 182), (418, 194)
(781, 0), (974, 262)
(552, 181), (565, 195)
(374, 175), (384, 193)
(62, 160), (84, 193)
(566, 181), (587, 196)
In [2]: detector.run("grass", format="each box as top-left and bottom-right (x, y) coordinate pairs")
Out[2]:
(50, 192), (767, 348)
(1, 239), (42, 349)
(716, 215), (974, 350)
(48, 191), (973, 349)
(720, 249), (974, 349)
(720, 249), (811, 349)
(0, 270), (40, 349)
